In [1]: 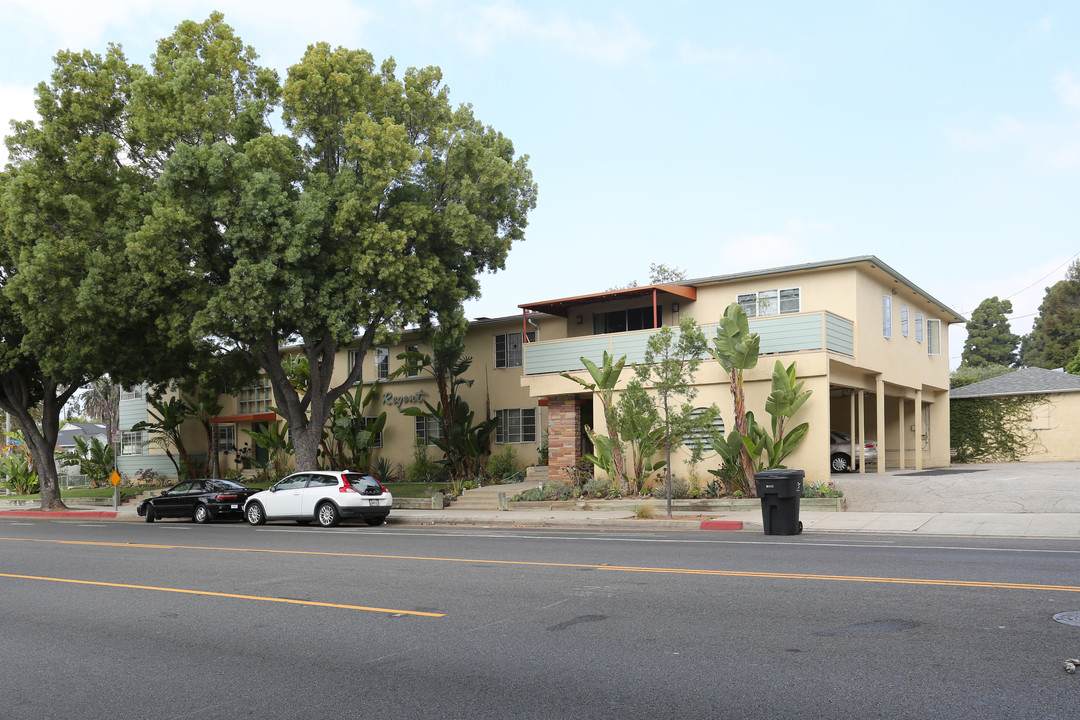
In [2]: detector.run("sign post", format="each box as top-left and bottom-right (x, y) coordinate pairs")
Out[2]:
(110, 470), (121, 511)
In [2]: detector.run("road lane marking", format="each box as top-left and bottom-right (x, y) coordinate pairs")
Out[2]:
(0, 572), (445, 616)
(3, 536), (1079, 593)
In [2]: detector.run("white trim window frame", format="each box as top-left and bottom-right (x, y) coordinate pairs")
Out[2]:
(901, 306), (909, 337)
(363, 416), (383, 448)
(375, 347), (390, 381)
(495, 332), (534, 369)
(215, 423), (236, 453)
(737, 288), (800, 318)
(414, 416), (441, 446)
(347, 348), (363, 385)
(926, 318), (941, 356)
(882, 295), (893, 339)
(120, 385), (144, 401)
(915, 313), (925, 343)
(239, 377), (272, 414)
(405, 345), (420, 378)
(495, 408), (537, 444)
(121, 430), (147, 456)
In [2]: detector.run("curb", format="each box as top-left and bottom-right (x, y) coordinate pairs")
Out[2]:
(0, 509), (119, 520)
(700, 519), (744, 531)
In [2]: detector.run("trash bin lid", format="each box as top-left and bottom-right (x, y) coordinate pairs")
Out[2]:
(753, 469), (805, 481)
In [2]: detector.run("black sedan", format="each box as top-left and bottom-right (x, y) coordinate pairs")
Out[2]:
(137, 479), (260, 524)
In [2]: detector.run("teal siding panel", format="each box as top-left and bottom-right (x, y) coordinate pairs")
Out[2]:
(609, 332), (653, 364)
(118, 397), (147, 430)
(525, 337), (610, 375)
(825, 315), (854, 356)
(752, 315), (823, 354)
(116, 455), (177, 479)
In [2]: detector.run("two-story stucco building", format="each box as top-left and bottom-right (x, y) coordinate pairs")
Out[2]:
(118, 256), (961, 485)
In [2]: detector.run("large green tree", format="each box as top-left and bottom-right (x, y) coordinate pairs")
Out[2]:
(130, 16), (536, 472)
(962, 296), (1019, 367)
(0, 44), (185, 509)
(1020, 260), (1080, 369)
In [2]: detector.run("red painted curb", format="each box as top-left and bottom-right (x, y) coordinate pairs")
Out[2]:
(700, 519), (743, 531)
(0, 510), (118, 520)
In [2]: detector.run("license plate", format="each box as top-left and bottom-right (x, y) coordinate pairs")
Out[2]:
(369, 500), (379, 506)
(230, 504), (239, 509)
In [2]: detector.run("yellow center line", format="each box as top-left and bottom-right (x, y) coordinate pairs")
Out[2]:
(0, 572), (444, 616)
(3, 536), (1079, 593)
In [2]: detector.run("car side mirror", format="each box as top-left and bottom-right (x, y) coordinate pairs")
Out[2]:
(159, 490), (169, 496)
(269, 486), (278, 493)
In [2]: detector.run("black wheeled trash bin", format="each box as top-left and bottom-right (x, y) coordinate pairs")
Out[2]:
(755, 469), (804, 535)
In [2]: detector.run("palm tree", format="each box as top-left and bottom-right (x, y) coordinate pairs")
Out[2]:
(78, 378), (120, 454)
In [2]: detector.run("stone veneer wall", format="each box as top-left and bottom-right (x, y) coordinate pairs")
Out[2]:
(546, 395), (581, 481)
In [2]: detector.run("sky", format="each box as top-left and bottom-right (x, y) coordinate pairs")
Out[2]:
(2, 0), (1078, 369)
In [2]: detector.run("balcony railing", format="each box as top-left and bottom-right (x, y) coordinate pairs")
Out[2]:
(523, 311), (853, 376)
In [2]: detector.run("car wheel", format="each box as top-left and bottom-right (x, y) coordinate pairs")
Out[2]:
(830, 453), (850, 473)
(144, 506), (156, 523)
(316, 502), (340, 528)
(246, 502), (266, 526)
(193, 504), (211, 524)
(364, 516), (385, 527)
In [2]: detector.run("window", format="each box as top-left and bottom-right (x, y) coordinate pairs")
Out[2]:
(375, 347), (389, 380)
(120, 385), (144, 401)
(215, 424), (236, 453)
(494, 331), (535, 368)
(593, 305), (663, 334)
(495, 408), (537, 444)
(363, 417), (383, 448)
(121, 430), (147, 456)
(926, 319), (941, 356)
(915, 313), (925, 343)
(415, 416), (441, 445)
(405, 345), (420, 378)
(882, 295), (893, 339)
(737, 288), (800, 317)
(684, 409), (725, 453)
(901, 306), (909, 337)
(347, 348), (363, 384)
(239, 377), (272, 414)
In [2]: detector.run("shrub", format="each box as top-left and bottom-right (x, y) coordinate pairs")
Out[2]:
(512, 481), (575, 501)
(803, 480), (843, 498)
(582, 475), (621, 498)
(406, 437), (445, 483)
(0, 454), (39, 495)
(370, 457), (398, 484)
(485, 446), (519, 482)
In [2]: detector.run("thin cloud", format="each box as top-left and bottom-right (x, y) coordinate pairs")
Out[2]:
(679, 41), (780, 76)
(0, 84), (39, 168)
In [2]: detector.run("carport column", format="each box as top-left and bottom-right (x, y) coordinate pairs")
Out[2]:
(876, 375), (886, 474)
(857, 390), (866, 474)
(898, 400), (906, 470)
(914, 389), (924, 471)
(547, 395), (581, 482)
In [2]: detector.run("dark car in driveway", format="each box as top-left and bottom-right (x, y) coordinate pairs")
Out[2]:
(138, 479), (260, 524)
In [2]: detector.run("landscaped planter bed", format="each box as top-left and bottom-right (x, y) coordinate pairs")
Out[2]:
(506, 497), (845, 512)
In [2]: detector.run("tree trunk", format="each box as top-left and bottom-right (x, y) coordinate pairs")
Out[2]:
(731, 372), (757, 498)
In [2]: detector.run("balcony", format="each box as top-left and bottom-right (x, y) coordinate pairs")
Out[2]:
(523, 311), (853, 376)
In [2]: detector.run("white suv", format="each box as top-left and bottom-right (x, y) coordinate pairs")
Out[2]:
(244, 471), (392, 528)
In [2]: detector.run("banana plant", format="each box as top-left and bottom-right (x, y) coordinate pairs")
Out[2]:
(561, 351), (628, 488)
(709, 303), (761, 494)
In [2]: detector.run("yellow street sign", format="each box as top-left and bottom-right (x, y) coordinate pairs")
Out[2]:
(109, 471), (121, 487)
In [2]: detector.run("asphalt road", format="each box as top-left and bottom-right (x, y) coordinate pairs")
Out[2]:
(3, 518), (1080, 719)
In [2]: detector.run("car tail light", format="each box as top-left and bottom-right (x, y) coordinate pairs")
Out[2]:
(339, 482), (358, 494)
(865, 442), (876, 449)
(214, 493), (238, 501)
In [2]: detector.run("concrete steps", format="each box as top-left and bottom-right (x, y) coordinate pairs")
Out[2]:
(447, 475), (544, 511)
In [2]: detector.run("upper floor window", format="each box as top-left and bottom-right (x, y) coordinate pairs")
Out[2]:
(375, 347), (390, 380)
(593, 305), (661, 334)
(737, 288), (800, 318)
(405, 345), (420, 378)
(915, 313), (925, 343)
(495, 331), (535, 369)
(901, 306), (909, 337)
(882, 295), (893, 339)
(239, 377), (272, 414)
(495, 408), (537, 444)
(362, 417), (383, 448)
(926, 319), (941, 356)
(347, 348), (363, 384)
(120, 385), (144, 401)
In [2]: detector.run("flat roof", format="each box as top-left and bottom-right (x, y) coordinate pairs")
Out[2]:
(519, 285), (698, 318)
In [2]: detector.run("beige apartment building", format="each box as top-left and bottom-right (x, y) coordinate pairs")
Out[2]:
(118, 256), (962, 484)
